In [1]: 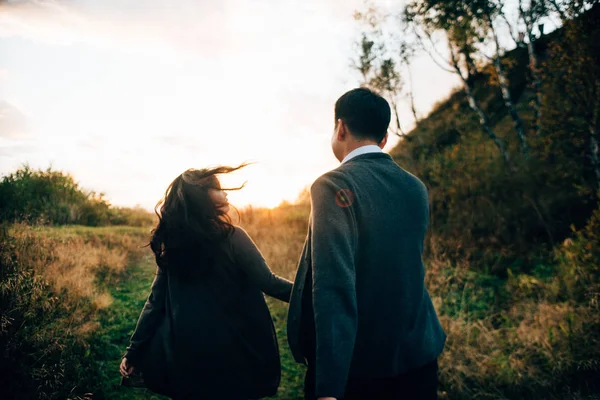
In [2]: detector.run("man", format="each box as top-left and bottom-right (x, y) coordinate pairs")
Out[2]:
(287, 88), (446, 400)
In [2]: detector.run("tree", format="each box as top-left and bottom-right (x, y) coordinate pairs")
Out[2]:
(545, 4), (600, 189)
(353, 6), (425, 136)
(518, 0), (548, 137)
(481, 1), (530, 157)
(353, 11), (406, 136)
(548, 0), (600, 21)
(403, 0), (512, 165)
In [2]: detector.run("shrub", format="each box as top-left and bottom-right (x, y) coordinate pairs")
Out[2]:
(0, 224), (148, 399)
(0, 166), (154, 228)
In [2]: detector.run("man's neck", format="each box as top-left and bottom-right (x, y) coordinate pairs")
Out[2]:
(342, 141), (379, 158)
(341, 143), (383, 164)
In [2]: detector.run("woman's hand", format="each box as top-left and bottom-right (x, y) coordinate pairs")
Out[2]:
(120, 357), (135, 377)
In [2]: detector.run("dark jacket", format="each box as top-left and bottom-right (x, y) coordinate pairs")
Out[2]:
(287, 152), (447, 399)
(124, 226), (292, 400)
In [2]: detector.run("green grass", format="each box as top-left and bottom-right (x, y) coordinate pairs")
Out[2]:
(267, 299), (306, 399)
(86, 254), (169, 400)
(89, 255), (305, 400)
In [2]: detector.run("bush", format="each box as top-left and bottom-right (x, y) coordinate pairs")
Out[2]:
(0, 224), (148, 399)
(554, 197), (600, 306)
(0, 166), (154, 227)
(426, 226), (600, 399)
(108, 206), (156, 228)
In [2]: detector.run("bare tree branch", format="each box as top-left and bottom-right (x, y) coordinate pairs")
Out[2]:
(448, 41), (512, 166)
(486, 9), (530, 157)
(412, 27), (456, 74)
(519, 0), (544, 136)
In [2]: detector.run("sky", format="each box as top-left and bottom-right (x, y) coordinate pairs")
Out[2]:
(0, 0), (461, 209)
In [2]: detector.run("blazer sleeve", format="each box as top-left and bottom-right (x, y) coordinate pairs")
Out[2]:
(123, 266), (167, 365)
(310, 174), (358, 399)
(232, 227), (293, 303)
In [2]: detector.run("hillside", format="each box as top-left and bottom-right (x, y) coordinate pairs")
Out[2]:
(389, 4), (600, 272)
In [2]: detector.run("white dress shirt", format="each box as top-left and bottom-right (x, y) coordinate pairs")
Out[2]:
(341, 144), (383, 164)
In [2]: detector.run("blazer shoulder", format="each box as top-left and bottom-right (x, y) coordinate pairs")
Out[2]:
(311, 169), (349, 192)
(405, 170), (429, 193)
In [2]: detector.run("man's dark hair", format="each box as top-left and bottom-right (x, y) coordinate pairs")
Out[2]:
(334, 88), (391, 143)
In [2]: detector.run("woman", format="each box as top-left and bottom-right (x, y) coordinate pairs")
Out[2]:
(119, 166), (292, 400)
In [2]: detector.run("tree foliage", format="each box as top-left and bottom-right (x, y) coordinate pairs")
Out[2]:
(0, 165), (154, 227)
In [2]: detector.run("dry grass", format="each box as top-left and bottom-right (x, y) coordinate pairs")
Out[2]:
(7, 224), (148, 312)
(237, 203), (600, 399)
(0, 223), (150, 399)
(237, 203), (310, 281)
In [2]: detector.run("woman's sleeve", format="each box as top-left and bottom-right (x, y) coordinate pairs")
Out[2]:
(232, 227), (293, 303)
(123, 266), (167, 365)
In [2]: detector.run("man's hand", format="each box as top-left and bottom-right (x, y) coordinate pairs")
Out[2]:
(318, 398), (337, 400)
(119, 357), (135, 377)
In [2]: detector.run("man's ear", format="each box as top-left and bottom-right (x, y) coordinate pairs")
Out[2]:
(336, 119), (347, 141)
(379, 132), (389, 149)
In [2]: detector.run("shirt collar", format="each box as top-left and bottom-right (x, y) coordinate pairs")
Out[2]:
(341, 144), (383, 164)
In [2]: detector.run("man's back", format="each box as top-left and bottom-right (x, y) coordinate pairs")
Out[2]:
(335, 152), (445, 377)
(287, 151), (446, 398)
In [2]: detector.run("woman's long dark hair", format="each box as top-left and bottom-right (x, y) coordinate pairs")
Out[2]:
(150, 165), (246, 276)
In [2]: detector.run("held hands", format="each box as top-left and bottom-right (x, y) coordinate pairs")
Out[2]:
(119, 357), (135, 377)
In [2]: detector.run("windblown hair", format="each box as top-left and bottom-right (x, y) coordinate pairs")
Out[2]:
(150, 165), (246, 276)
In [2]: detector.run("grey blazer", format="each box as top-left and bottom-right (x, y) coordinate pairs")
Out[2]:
(287, 152), (446, 398)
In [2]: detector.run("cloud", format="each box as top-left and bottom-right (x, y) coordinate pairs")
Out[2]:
(0, 0), (245, 58)
(0, 143), (36, 157)
(152, 135), (195, 147)
(0, 100), (30, 139)
(0, 0), (367, 61)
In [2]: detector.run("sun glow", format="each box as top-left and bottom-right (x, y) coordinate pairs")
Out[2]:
(0, 0), (459, 210)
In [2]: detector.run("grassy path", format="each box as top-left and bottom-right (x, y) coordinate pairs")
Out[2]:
(91, 256), (305, 399)
(267, 299), (306, 399)
(90, 255), (169, 400)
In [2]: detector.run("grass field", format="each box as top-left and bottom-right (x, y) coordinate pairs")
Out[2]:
(1, 202), (599, 399)
(0, 212), (309, 400)
(90, 253), (305, 400)
(86, 205), (311, 399)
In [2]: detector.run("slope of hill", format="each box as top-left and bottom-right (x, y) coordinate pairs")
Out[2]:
(390, 4), (600, 272)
